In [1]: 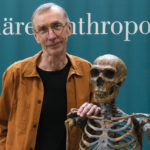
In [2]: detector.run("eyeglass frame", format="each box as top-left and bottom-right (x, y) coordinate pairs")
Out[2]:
(34, 21), (68, 37)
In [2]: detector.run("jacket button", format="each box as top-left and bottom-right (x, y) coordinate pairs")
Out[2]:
(37, 100), (41, 104)
(33, 124), (37, 128)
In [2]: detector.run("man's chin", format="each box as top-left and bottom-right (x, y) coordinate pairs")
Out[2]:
(45, 48), (65, 56)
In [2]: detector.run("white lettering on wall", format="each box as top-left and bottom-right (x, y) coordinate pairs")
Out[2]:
(0, 15), (150, 42)
(25, 22), (33, 35)
(100, 21), (111, 35)
(87, 13), (99, 35)
(139, 21), (150, 35)
(15, 22), (25, 35)
(3, 18), (14, 35)
(124, 21), (138, 41)
(71, 21), (77, 35)
(78, 18), (85, 35)
(111, 21), (123, 35)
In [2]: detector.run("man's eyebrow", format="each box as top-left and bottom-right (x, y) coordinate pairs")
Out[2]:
(36, 25), (45, 29)
(51, 21), (63, 25)
(37, 21), (62, 27)
(35, 21), (64, 30)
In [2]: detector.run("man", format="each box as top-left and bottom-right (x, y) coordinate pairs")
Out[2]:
(0, 3), (100, 150)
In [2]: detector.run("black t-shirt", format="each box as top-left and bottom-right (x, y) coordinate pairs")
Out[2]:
(35, 61), (71, 150)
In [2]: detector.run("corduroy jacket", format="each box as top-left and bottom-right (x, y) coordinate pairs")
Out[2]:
(0, 51), (94, 150)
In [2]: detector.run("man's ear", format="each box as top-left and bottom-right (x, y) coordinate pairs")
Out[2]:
(33, 31), (41, 44)
(67, 22), (72, 37)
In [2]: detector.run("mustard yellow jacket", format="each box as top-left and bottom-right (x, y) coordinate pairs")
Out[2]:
(0, 51), (94, 150)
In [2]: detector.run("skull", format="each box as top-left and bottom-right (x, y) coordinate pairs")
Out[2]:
(90, 54), (127, 103)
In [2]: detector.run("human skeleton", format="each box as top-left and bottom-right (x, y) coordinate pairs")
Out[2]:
(65, 54), (150, 150)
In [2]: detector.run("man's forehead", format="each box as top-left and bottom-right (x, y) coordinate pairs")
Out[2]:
(50, 6), (62, 13)
(34, 9), (65, 22)
(36, 8), (64, 19)
(33, 10), (65, 28)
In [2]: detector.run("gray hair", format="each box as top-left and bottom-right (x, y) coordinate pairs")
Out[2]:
(32, 3), (70, 30)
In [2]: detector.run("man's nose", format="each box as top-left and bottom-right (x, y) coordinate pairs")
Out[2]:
(47, 28), (57, 39)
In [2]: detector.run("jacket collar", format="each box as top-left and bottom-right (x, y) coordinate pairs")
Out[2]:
(23, 51), (83, 78)
(66, 53), (83, 77)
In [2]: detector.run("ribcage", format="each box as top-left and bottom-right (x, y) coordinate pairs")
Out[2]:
(79, 117), (139, 150)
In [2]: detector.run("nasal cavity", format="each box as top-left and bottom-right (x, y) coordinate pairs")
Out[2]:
(97, 77), (104, 87)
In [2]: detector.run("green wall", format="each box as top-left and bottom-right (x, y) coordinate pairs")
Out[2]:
(0, 0), (150, 149)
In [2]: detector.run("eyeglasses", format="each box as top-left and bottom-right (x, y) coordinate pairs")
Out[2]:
(35, 22), (68, 37)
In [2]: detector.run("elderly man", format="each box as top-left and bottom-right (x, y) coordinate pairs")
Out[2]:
(0, 3), (100, 150)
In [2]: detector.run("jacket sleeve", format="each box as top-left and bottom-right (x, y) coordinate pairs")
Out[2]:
(0, 70), (14, 150)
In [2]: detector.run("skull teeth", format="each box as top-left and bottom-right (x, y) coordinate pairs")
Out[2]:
(95, 91), (108, 98)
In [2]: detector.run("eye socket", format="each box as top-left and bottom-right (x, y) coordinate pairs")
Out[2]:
(38, 26), (48, 33)
(51, 23), (63, 30)
(90, 68), (99, 77)
(103, 69), (115, 79)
